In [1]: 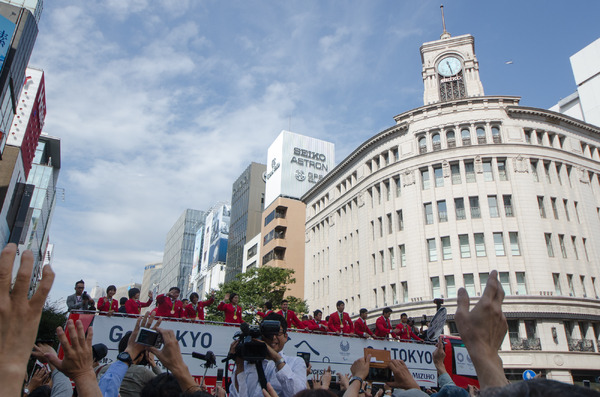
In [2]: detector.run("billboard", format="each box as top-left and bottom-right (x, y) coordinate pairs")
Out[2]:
(264, 130), (335, 207)
(0, 13), (15, 73)
(200, 204), (230, 272)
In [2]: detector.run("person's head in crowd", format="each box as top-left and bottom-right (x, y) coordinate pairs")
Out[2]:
(264, 301), (273, 311)
(302, 314), (309, 321)
(140, 373), (182, 397)
(229, 292), (239, 304)
(295, 389), (337, 397)
(262, 313), (288, 352)
(408, 318), (415, 327)
(359, 308), (369, 320)
(484, 378), (600, 397)
(28, 385), (51, 397)
(325, 315), (330, 322)
(119, 297), (128, 306)
(129, 287), (141, 300)
(281, 299), (289, 311)
(189, 292), (199, 304)
(182, 299), (189, 306)
(92, 343), (108, 364)
(106, 285), (116, 298)
(168, 287), (180, 300)
(400, 312), (408, 323)
(74, 280), (85, 296)
(383, 307), (392, 318)
(314, 310), (323, 322)
(336, 300), (345, 312)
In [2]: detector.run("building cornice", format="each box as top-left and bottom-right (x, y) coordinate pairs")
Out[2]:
(506, 106), (600, 135)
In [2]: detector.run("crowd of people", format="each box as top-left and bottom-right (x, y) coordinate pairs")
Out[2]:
(3, 243), (598, 396)
(67, 281), (430, 343)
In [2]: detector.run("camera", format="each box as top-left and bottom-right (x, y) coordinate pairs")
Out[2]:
(82, 291), (91, 300)
(234, 320), (281, 362)
(364, 348), (392, 382)
(135, 327), (163, 348)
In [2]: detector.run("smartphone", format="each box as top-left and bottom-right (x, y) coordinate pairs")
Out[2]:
(135, 327), (163, 348)
(367, 367), (392, 382)
(217, 368), (224, 382)
(297, 352), (310, 367)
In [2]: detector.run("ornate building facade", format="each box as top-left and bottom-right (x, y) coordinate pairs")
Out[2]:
(302, 31), (600, 385)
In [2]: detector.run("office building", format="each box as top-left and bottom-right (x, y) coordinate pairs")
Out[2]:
(303, 28), (600, 384)
(158, 209), (205, 299)
(140, 262), (163, 301)
(225, 162), (266, 282)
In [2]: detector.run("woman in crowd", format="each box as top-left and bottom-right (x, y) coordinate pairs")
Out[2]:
(125, 287), (153, 315)
(97, 285), (119, 314)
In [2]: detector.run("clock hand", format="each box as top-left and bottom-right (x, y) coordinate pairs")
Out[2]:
(446, 61), (453, 75)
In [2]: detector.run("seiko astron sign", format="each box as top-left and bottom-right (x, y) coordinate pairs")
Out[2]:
(264, 130), (335, 207)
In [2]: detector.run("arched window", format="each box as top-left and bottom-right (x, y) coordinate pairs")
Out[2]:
(432, 133), (441, 151)
(419, 137), (427, 154)
(492, 126), (501, 143)
(476, 127), (486, 144)
(461, 128), (471, 146)
(447, 130), (456, 148)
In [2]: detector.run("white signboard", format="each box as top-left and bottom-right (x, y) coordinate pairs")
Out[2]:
(264, 130), (335, 207)
(92, 316), (437, 387)
(453, 346), (476, 377)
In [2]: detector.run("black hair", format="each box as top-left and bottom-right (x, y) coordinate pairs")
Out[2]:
(140, 373), (182, 397)
(128, 288), (140, 299)
(264, 301), (273, 310)
(106, 285), (116, 294)
(314, 309), (322, 317)
(75, 280), (84, 287)
(281, 299), (289, 304)
(383, 307), (392, 314)
(483, 378), (599, 397)
(302, 315), (308, 320)
(189, 292), (199, 300)
(229, 293), (238, 301)
(336, 300), (344, 308)
(400, 312), (408, 317)
(360, 308), (368, 315)
(169, 287), (180, 293)
(264, 312), (287, 333)
(29, 386), (51, 397)
(294, 389), (338, 397)
(119, 297), (128, 305)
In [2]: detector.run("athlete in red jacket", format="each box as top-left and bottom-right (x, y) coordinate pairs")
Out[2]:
(256, 301), (274, 318)
(354, 308), (374, 338)
(276, 300), (305, 329)
(185, 291), (215, 320)
(97, 285), (119, 314)
(156, 287), (185, 318)
(306, 310), (329, 332)
(328, 301), (353, 334)
(217, 292), (243, 324)
(125, 288), (153, 315)
(374, 307), (396, 339)
(394, 313), (423, 341)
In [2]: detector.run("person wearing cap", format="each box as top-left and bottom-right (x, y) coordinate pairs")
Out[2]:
(97, 285), (119, 314)
(155, 287), (185, 318)
(125, 288), (153, 315)
(217, 292), (243, 323)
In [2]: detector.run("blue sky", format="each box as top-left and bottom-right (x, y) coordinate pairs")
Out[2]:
(30, 0), (600, 304)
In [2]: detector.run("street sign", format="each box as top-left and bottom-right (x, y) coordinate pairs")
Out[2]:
(523, 369), (536, 380)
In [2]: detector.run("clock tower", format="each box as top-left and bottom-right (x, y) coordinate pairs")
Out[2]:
(420, 8), (484, 105)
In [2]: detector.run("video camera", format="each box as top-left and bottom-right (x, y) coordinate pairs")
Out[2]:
(234, 320), (281, 362)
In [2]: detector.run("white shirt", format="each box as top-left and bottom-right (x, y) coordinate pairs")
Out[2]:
(230, 353), (307, 397)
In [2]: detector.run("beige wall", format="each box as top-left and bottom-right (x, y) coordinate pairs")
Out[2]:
(261, 196), (306, 299)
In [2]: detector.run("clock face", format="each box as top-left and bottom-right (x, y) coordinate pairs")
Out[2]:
(437, 56), (462, 77)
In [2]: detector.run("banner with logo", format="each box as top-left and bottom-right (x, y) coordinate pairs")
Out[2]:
(91, 316), (437, 387)
(0, 14), (15, 72)
(452, 346), (476, 376)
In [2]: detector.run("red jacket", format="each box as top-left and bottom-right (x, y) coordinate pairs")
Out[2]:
(125, 298), (153, 315)
(354, 317), (374, 338)
(256, 310), (273, 318)
(217, 301), (243, 323)
(277, 309), (305, 329)
(395, 323), (423, 341)
(156, 294), (185, 318)
(97, 297), (118, 313)
(375, 315), (395, 338)
(185, 297), (214, 320)
(306, 319), (328, 332)
(328, 311), (353, 333)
